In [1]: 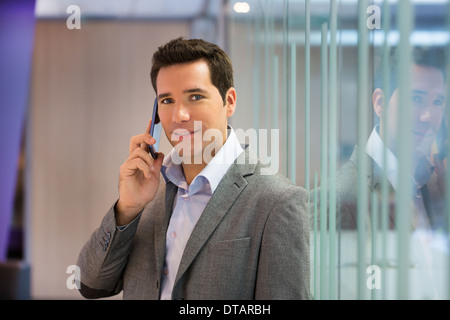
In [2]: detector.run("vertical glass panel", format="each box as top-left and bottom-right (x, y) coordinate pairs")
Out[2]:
(227, 0), (450, 300)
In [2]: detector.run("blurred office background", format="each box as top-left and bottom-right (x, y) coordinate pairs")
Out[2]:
(0, 0), (449, 299)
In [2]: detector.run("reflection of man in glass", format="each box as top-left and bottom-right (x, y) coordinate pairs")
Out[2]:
(336, 46), (446, 231)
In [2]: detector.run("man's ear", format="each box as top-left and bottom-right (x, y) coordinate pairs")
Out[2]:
(372, 88), (384, 118)
(224, 87), (237, 117)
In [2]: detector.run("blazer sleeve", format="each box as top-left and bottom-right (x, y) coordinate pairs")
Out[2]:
(255, 186), (311, 300)
(76, 202), (142, 299)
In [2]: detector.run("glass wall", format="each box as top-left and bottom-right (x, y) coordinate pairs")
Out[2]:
(228, 0), (450, 299)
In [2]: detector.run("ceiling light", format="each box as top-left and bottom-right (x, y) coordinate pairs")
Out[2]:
(233, 2), (250, 14)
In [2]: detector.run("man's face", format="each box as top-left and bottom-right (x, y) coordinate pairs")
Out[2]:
(384, 64), (445, 159)
(156, 59), (236, 162)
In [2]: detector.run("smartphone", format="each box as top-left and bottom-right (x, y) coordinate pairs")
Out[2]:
(149, 98), (161, 160)
(436, 118), (447, 160)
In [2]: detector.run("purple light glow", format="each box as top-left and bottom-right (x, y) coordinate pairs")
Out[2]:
(0, 0), (36, 261)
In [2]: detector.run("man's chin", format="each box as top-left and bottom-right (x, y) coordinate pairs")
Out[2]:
(172, 148), (204, 165)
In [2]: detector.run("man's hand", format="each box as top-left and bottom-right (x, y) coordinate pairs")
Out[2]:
(433, 152), (446, 197)
(116, 118), (164, 226)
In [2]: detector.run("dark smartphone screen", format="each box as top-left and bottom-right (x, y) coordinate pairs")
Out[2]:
(149, 98), (161, 160)
(436, 118), (447, 160)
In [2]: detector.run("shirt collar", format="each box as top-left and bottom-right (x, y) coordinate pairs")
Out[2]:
(365, 124), (435, 190)
(161, 126), (244, 194)
(365, 124), (399, 190)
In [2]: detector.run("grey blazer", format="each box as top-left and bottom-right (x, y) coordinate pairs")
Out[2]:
(310, 145), (397, 230)
(311, 145), (445, 230)
(77, 148), (310, 300)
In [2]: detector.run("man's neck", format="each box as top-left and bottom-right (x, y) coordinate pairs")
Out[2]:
(181, 140), (225, 185)
(378, 122), (397, 156)
(366, 124), (399, 190)
(182, 162), (207, 185)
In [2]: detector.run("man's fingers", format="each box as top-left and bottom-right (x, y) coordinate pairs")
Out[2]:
(123, 158), (151, 179)
(150, 152), (165, 171)
(123, 151), (164, 179)
(128, 147), (154, 168)
(140, 142), (150, 153)
(128, 118), (158, 154)
(129, 133), (156, 154)
(433, 153), (446, 174)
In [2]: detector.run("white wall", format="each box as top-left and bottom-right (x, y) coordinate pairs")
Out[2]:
(28, 19), (189, 299)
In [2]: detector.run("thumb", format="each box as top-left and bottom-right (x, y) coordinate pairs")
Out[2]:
(433, 153), (446, 175)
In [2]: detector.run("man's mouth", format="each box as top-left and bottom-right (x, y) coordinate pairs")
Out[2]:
(413, 130), (433, 138)
(172, 129), (200, 141)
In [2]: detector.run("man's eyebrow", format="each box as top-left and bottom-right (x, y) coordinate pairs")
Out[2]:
(411, 89), (445, 100)
(412, 89), (427, 95)
(184, 88), (208, 94)
(157, 88), (208, 101)
(157, 93), (171, 100)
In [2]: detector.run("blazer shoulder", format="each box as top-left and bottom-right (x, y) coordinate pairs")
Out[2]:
(231, 150), (307, 199)
(249, 165), (307, 198)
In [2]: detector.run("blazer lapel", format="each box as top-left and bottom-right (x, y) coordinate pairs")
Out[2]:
(350, 145), (397, 228)
(154, 180), (177, 279)
(351, 145), (395, 193)
(174, 149), (257, 284)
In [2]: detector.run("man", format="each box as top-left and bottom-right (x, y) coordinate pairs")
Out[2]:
(333, 46), (446, 231)
(308, 46), (447, 299)
(77, 37), (310, 300)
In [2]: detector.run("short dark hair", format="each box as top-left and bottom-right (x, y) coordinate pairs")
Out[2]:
(374, 45), (447, 99)
(150, 37), (234, 102)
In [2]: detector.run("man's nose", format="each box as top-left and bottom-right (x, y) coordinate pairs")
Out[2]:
(172, 103), (190, 123)
(419, 99), (434, 122)
(419, 107), (432, 122)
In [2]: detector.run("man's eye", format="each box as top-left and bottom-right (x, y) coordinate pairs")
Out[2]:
(190, 94), (204, 101)
(434, 99), (444, 107)
(161, 98), (174, 104)
(411, 95), (422, 104)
